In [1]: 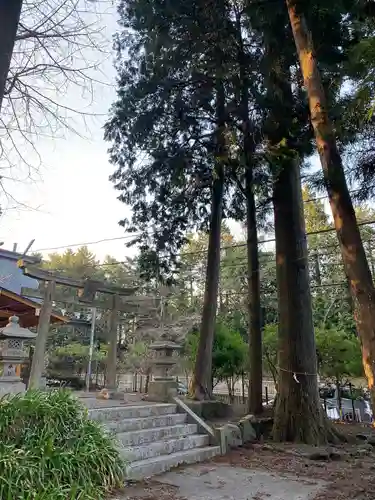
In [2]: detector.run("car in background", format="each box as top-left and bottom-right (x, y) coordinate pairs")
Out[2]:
(319, 385), (373, 423)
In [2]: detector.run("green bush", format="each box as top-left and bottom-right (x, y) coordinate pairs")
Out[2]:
(186, 320), (247, 382)
(0, 390), (125, 500)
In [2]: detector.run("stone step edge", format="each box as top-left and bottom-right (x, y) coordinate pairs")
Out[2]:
(119, 434), (209, 460)
(116, 423), (198, 442)
(116, 424), (198, 441)
(89, 404), (177, 421)
(126, 445), (221, 480)
(88, 403), (176, 414)
(106, 413), (186, 430)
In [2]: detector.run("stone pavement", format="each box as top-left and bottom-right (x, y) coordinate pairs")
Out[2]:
(120, 464), (326, 500)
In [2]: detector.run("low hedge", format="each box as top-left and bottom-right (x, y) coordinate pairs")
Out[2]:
(0, 390), (125, 499)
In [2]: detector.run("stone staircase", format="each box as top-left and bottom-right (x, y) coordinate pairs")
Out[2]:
(89, 403), (221, 480)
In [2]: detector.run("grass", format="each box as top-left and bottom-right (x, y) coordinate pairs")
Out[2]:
(0, 390), (125, 500)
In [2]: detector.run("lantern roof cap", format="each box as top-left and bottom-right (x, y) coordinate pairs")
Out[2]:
(149, 340), (182, 351)
(0, 315), (37, 339)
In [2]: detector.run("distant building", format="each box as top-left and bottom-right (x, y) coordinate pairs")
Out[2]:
(0, 249), (39, 295)
(0, 249), (65, 327)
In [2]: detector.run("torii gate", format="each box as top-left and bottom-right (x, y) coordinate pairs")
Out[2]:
(18, 260), (156, 391)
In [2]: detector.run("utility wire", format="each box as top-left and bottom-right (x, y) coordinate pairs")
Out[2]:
(30, 188), (369, 255)
(39, 219), (375, 273)
(34, 233), (140, 252)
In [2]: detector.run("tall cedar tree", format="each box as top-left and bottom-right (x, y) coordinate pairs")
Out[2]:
(247, 0), (351, 442)
(106, 0), (240, 399)
(286, 0), (375, 417)
(259, 6), (326, 443)
(233, 3), (263, 414)
(105, 0), (221, 278)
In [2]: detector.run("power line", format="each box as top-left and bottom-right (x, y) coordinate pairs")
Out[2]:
(39, 219), (375, 273)
(216, 281), (348, 298)
(34, 234), (140, 252)
(30, 185), (370, 255)
(178, 219), (375, 257)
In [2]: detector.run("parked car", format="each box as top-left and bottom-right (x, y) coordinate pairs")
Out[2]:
(319, 385), (373, 423)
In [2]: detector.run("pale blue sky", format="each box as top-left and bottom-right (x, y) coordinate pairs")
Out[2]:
(0, 2), (328, 263)
(0, 3), (135, 261)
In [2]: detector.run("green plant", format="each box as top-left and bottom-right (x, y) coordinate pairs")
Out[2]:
(186, 321), (247, 384)
(315, 327), (363, 383)
(262, 324), (279, 384)
(0, 390), (125, 500)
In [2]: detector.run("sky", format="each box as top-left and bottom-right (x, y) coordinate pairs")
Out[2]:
(0, 3), (135, 261)
(0, 1), (328, 263)
(0, 1), (247, 263)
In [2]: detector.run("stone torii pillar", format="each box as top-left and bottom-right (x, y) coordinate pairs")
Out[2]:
(28, 280), (55, 389)
(105, 294), (119, 391)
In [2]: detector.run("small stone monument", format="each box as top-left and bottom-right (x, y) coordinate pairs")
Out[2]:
(148, 340), (182, 402)
(0, 316), (36, 395)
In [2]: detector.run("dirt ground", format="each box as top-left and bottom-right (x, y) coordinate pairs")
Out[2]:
(120, 423), (375, 500)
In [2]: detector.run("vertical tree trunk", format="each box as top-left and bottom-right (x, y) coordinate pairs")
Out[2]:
(145, 367), (151, 393)
(286, 0), (375, 411)
(235, 8), (263, 414)
(272, 160), (330, 444)
(0, 0), (23, 113)
(192, 80), (225, 400)
(313, 253), (322, 287)
(246, 169), (263, 414)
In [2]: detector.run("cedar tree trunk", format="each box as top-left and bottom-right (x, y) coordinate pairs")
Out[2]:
(286, 0), (375, 412)
(236, 8), (263, 414)
(246, 167), (263, 414)
(192, 80), (225, 400)
(272, 159), (332, 444)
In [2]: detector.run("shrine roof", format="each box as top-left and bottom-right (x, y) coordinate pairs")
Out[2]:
(0, 288), (67, 328)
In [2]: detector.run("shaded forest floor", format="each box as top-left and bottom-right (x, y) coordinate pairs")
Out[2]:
(119, 423), (375, 500)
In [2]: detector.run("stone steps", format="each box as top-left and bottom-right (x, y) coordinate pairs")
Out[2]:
(106, 413), (187, 433)
(120, 434), (210, 462)
(89, 402), (220, 480)
(126, 446), (221, 480)
(116, 423), (198, 447)
(89, 403), (176, 422)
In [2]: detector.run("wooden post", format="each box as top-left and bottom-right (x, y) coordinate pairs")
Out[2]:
(28, 280), (55, 389)
(106, 294), (119, 390)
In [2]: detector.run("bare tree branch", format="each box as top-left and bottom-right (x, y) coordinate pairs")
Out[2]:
(0, 0), (114, 210)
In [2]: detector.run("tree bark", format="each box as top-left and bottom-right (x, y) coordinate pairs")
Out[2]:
(0, 0), (23, 113)
(192, 80), (225, 400)
(272, 160), (330, 444)
(246, 168), (263, 414)
(235, 8), (263, 415)
(286, 0), (375, 411)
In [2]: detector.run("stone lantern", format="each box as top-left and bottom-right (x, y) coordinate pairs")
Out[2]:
(0, 316), (36, 395)
(148, 340), (182, 402)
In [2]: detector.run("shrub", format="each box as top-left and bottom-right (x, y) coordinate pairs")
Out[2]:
(0, 390), (125, 500)
(186, 320), (247, 382)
